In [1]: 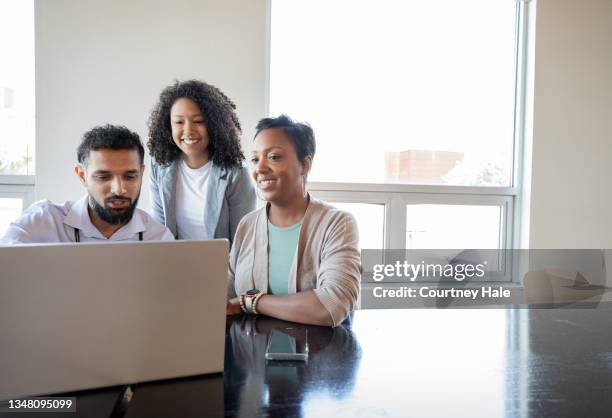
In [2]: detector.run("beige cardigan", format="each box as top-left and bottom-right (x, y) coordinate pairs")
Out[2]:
(228, 197), (361, 326)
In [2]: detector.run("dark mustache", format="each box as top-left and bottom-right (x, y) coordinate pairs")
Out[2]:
(105, 195), (131, 203)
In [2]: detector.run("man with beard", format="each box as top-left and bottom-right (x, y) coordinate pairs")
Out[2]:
(1, 125), (173, 243)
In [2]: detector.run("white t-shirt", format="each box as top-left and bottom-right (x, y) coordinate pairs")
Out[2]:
(175, 159), (211, 240)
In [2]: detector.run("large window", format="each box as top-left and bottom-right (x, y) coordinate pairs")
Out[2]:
(0, 0), (35, 235)
(270, 0), (529, 280)
(0, 0), (35, 175)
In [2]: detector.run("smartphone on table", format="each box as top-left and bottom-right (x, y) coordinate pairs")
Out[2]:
(265, 328), (309, 361)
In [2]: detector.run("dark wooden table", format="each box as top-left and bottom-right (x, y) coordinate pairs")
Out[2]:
(5, 305), (612, 417)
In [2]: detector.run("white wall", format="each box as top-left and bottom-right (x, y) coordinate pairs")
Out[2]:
(529, 0), (612, 248)
(35, 0), (267, 210)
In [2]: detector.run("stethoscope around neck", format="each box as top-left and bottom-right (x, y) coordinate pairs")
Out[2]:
(73, 228), (143, 242)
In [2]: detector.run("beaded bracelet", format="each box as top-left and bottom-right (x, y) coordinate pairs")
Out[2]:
(239, 294), (247, 313)
(251, 293), (264, 315)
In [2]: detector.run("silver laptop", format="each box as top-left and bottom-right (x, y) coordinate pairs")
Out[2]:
(0, 239), (228, 401)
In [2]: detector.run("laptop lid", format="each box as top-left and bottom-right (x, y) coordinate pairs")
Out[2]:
(0, 239), (228, 401)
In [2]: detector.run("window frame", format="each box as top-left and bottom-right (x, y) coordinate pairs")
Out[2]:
(311, 186), (514, 282)
(0, 175), (35, 236)
(0, 175), (36, 208)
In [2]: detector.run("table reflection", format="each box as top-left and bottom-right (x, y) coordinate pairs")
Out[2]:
(224, 315), (361, 417)
(128, 306), (612, 417)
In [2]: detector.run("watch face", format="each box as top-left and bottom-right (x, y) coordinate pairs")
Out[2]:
(246, 289), (260, 296)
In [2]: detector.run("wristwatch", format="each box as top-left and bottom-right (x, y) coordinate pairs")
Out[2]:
(243, 289), (262, 314)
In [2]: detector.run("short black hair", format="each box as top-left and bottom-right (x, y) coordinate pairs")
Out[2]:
(147, 79), (244, 168)
(255, 114), (315, 164)
(77, 124), (145, 165)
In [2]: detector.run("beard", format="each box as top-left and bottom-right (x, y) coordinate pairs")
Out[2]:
(88, 193), (140, 225)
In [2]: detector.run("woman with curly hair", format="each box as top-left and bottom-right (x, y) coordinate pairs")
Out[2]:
(147, 80), (256, 244)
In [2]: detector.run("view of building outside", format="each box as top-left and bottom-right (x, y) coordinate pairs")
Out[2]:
(385, 150), (464, 185)
(0, 0), (35, 175)
(270, 0), (517, 187)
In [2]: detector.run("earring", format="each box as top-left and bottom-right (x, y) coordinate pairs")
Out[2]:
(302, 174), (308, 197)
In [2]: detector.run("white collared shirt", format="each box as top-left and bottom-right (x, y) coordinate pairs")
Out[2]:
(0, 195), (174, 244)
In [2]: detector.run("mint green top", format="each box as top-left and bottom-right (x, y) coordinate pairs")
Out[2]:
(267, 218), (303, 295)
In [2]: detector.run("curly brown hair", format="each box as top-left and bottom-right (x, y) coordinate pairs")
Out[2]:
(147, 80), (244, 168)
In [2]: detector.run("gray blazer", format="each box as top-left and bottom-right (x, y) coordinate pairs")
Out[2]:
(150, 159), (256, 244)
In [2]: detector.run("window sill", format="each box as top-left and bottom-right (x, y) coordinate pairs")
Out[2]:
(0, 175), (35, 186)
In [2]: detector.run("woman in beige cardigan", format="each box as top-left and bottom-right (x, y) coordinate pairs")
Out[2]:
(226, 115), (361, 326)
